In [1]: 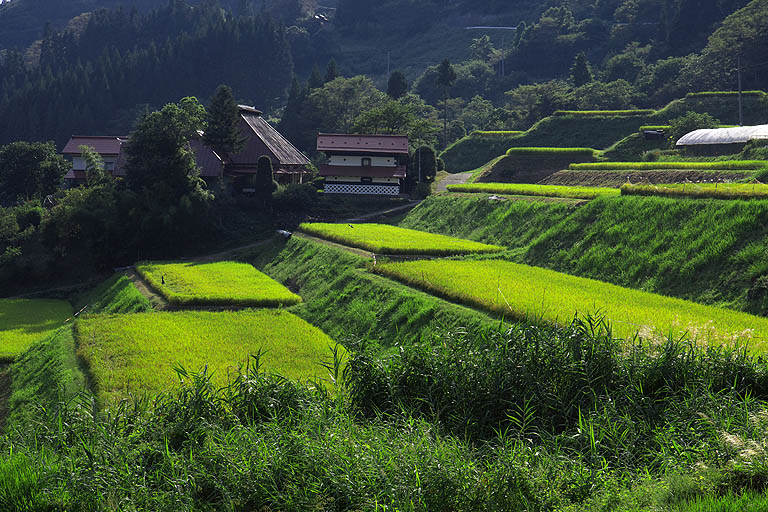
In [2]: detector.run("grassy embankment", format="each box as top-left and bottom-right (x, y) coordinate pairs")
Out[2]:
(75, 273), (151, 314)
(136, 261), (302, 307)
(401, 194), (768, 314)
(448, 183), (618, 199)
(468, 147), (599, 183)
(0, 299), (72, 361)
(75, 309), (342, 405)
(241, 237), (504, 350)
(298, 222), (503, 255)
(375, 259), (768, 347)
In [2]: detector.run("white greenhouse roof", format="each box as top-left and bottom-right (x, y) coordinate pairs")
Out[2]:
(676, 125), (768, 146)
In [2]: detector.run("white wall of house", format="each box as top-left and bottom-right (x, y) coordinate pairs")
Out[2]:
(328, 155), (396, 167)
(72, 155), (118, 171)
(325, 176), (400, 184)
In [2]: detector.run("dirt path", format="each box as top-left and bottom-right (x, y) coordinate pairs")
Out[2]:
(436, 171), (473, 192)
(343, 200), (422, 223)
(124, 268), (170, 310)
(293, 232), (376, 259)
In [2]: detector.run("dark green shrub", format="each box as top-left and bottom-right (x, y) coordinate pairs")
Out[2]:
(273, 183), (318, 211)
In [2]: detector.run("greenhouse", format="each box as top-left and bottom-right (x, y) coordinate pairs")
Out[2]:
(676, 125), (768, 146)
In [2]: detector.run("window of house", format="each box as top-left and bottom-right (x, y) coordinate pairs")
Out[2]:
(361, 157), (371, 167)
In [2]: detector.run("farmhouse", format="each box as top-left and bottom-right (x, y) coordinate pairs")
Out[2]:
(62, 136), (126, 186)
(62, 105), (310, 191)
(317, 133), (408, 195)
(676, 124), (768, 155)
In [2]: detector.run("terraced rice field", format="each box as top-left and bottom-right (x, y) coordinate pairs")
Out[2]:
(374, 259), (768, 349)
(299, 223), (503, 255)
(621, 182), (768, 200)
(0, 299), (72, 361)
(76, 310), (343, 404)
(447, 183), (618, 199)
(136, 261), (301, 307)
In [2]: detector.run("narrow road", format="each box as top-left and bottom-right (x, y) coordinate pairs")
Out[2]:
(124, 268), (169, 310)
(436, 171), (473, 192)
(343, 200), (422, 223)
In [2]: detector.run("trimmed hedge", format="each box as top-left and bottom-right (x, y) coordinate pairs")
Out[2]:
(621, 182), (768, 200)
(506, 147), (598, 156)
(472, 130), (525, 137)
(570, 161), (768, 171)
(553, 109), (656, 117)
(638, 125), (670, 133)
(686, 91), (766, 98)
(448, 183), (618, 199)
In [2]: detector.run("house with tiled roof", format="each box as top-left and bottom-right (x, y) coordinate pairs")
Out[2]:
(62, 136), (126, 185)
(62, 106), (310, 191)
(317, 133), (408, 195)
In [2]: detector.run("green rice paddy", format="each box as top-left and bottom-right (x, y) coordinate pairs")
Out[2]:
(621, 182), (768, 199)
(136, 261), (301, 307)
(76, 310), (343, 404)
(299, 222), (503, 255)
(374, 259), (768, 349)
(0, 299), (72, 361)
(447, 183), (619, 199)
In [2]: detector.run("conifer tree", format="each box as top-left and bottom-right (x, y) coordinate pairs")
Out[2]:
(203, 84), (246, 160)
(570, 52), (593, 86)
(325, 58), (339, 82)
(387, 70), (408, 99)
(308, 64), (324, 90)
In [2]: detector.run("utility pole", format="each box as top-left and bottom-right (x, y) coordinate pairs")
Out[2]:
(738, 54), (744, 126)
(387, 51), (391, 82)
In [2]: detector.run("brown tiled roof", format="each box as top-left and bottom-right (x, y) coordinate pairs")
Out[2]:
(189, 137), (223, 178)
(319, 164), (406, 178)
(62, 136), (126, 155)
(317, 134), (409, 154)
(237, 110), (310, 166)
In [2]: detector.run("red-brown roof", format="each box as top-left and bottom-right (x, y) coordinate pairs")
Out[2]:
(62, 136), (126, 155)
(319, 164), (406, 178)
(228, 110), (310, 167)
(189, 137), (223, 178)
(317, 134), (409, 154)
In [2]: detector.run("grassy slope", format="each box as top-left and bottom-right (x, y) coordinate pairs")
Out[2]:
(242, 237), (503, 351)
(402, 195), (768, 314)
(75, 274), (151, 314)
(0, 299), (73, 361)
(76, 310), (341, 405)
(6, 326), (89, 428)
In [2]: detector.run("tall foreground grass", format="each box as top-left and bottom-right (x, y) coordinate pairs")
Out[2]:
(4, 320), (768, 509)
(374, 259), (768, 347)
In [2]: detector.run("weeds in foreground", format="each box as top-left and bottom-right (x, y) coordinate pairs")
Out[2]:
(3, 318), (768, 509)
